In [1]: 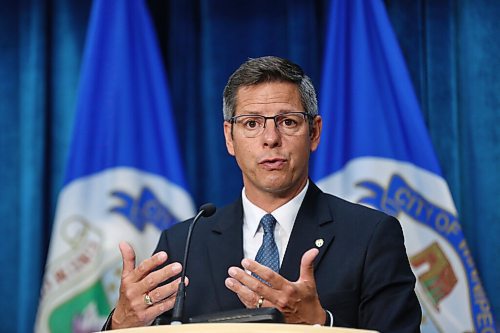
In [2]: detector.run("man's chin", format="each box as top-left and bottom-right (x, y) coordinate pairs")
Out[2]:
(259, 180), (300, 197)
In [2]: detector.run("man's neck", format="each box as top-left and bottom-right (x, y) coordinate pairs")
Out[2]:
(244, 179), (309, 213)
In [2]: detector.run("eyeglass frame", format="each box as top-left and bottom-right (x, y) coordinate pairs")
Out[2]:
(227, 111), (315, 137)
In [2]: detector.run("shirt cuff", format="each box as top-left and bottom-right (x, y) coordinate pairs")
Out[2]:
(101, 309), (115, 331)
(324, 309), (334, 327)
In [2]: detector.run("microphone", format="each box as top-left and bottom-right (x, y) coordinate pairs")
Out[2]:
(170, 203), (216, 325)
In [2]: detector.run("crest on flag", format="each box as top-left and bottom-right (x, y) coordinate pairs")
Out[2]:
(317, 158), (489, 331)
(37, 169), (194, 332)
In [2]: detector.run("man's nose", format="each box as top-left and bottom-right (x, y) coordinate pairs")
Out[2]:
(262, 118), (281, 146)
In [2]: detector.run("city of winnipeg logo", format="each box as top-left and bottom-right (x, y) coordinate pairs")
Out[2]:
(356, 174), (459, 309)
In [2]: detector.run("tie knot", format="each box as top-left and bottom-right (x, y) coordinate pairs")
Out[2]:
(260, 214), (277, 234)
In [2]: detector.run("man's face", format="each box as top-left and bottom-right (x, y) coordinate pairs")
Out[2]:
(223, 82), (322, 201)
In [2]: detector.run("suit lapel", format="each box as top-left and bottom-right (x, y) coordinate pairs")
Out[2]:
(280, 182), (336, 281)
(206, 198), (245, 311)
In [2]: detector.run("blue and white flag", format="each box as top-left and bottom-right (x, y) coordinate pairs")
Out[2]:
(35, 1), (195, 332)
(312, 0), (496, 332)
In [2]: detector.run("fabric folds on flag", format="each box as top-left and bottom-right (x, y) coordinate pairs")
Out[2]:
(35, 1), (195, 332)
(311, 0), (496, 332)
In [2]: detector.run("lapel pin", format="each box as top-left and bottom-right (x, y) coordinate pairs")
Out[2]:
(315, 238), (324, 248)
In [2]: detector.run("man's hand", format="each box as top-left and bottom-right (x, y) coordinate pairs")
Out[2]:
(224, 248), (326, 325)
(111, 242), (187, 329)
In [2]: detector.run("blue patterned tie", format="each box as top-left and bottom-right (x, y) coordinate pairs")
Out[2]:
(253, 214), (280, 283)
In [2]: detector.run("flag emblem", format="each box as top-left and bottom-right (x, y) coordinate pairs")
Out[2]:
(410, 242), (458, 311)
(111, 187), (178, 231)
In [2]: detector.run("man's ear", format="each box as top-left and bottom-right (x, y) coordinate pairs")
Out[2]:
(223, 121), (235, 156)
(310, 115), (322, 152)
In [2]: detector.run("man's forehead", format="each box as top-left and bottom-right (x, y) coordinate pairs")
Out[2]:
(234, 82), (301, 110)
(236, 81), (299, 94)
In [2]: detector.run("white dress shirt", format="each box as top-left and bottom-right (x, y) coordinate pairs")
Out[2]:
(242, 180), (309, 265)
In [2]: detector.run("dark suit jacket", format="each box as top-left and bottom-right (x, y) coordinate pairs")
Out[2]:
(152, 182), (421, 332)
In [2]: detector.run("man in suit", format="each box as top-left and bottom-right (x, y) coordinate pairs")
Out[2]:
(106, 56), (421, 332)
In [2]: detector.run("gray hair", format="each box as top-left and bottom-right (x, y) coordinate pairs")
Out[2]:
(222, 56), (318, 120)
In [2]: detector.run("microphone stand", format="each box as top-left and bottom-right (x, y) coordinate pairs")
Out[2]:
(170, 203), (215, 325)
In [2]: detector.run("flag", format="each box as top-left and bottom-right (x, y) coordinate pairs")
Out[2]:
(312, 0), (496, 332)
(35, 1), (196, 332)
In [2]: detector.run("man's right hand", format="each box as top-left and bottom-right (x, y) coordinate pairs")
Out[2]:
(110, 241), (187, 329)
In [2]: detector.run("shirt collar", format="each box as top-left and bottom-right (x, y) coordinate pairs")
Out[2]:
(241, 180), (309, 236)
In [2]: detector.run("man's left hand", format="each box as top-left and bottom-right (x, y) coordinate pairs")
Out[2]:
(225, 248), (326, 325)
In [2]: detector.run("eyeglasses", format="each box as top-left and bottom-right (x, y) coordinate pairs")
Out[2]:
(228, 111), (312, 138)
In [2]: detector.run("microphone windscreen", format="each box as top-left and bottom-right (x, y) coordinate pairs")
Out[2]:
(199, 203), (216, 217)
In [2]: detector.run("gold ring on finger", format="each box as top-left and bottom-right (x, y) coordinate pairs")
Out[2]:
(256, 296), (264, 309)
(144, 293), (153, 306)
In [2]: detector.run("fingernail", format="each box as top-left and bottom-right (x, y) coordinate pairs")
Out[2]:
(157, 252), (167, 261)
(172, 263), (182, 273)
(241, 259), (250, 268)
(225, 278), (234, 288)
(228, 267), (237, 277)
